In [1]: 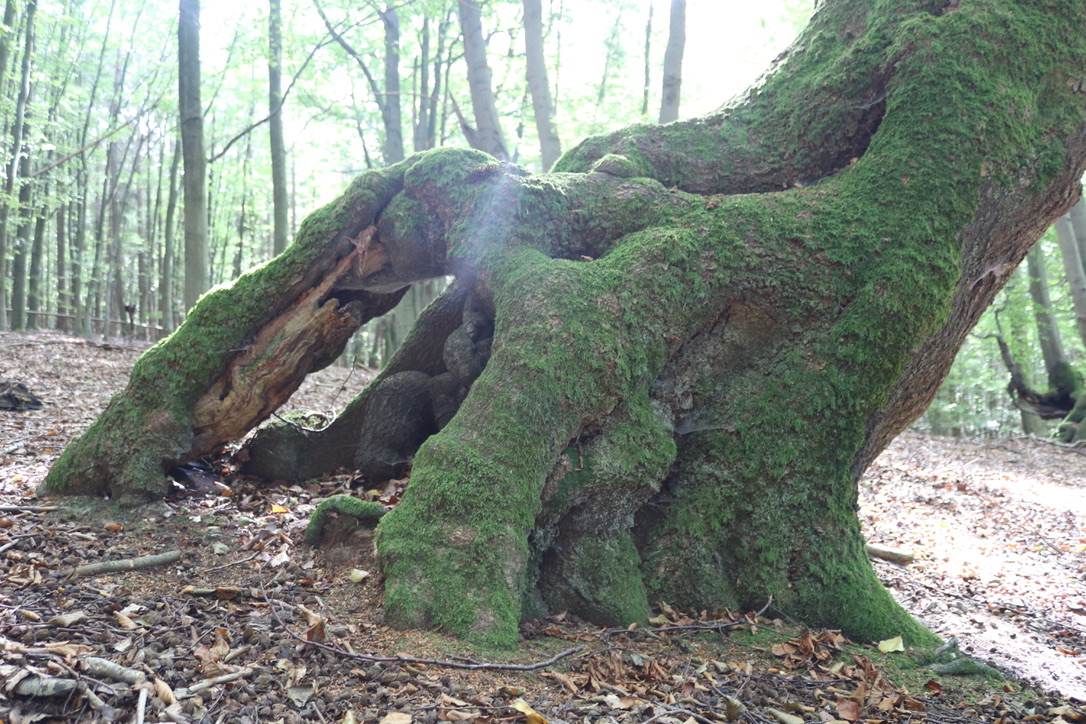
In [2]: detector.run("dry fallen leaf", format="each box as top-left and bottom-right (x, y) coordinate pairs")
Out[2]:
(836, 698), (860, 721)
(722, 694), (747, 721)
(766, 708), (804, 724)
(511, 697), (548, 724)
(113, 610), (138, 629)
(154, 678), (176, 705)
(876, 635), (904, 653)
(48, 611), (88, 627)
(377, 713), (412, 724)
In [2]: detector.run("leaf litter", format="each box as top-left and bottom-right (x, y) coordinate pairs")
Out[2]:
(0, 330), (1084, 723)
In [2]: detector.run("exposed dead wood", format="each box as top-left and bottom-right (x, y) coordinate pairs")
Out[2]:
(190, 227), (389, 449)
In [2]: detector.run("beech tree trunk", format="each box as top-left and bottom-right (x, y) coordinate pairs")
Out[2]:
(457, 0), (508, 160)
(658, 0), (685, 123)
(523, 0), (561, 170)
(179, 0), (209, 312)
(41, 0), (1086, 650)
(268, 0), (289, 255)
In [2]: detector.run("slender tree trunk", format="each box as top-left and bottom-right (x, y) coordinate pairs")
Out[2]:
(161, 139), (181, 334)
(427, 12), (451, 149)
(56, 202), (68, 332)
(0, 0), (35, 330)
(26, 196), (47, 330)
(414, 19), (431, 152)
(1054, 215), (1086, 348)
(10, 150), (34, 330)
(642, 2), (652, 117)
(268, 0), (288, 255)
(1026, 244), (1069, 380)
(595, 12), (623, 113)
(179, 0), (209, 313)
(0, 0), (17, 327)
(522, 0), (561, 170)
(658, 0), (685, 123)
(457, 0), (508, 160)
(1067, 196), (1086, 277)
(381, 6), (405, 164)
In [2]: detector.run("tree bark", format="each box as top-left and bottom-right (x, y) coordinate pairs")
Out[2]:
(457, 0), (508, 160)
(161, 139), (181, 333)
(658, 0), (685, 123)
(179, 0), (209, 313)
(522, 0), (561, 170)
(268, 0), (289, 255)
(0, 0), (35, 331)
(1027, 245), (1068, 380)
(1055, 215), (1086, 347)
(380, 6), (405, 165)
(41, 0), (1086, 651)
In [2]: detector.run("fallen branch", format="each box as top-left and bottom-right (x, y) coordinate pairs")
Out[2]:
(173, 668), (254, 699)
(0, 504), (58, 512)
(80, 656), (147, 686)
(261, 577), (581, 671)
(865, 543), (915, 565)
(65, 550), (182, 578)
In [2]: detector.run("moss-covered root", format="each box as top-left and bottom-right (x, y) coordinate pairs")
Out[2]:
(376, 432), (545, 650)
(305, 495), (387, 545)
(539, 531), (650, 627)
(535, 398), (675, 626)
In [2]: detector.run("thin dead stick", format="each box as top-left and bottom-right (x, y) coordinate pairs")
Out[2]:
(173, 668), (254, 699)
(604, 598), (775, 638)
(78, 680), (118, 721)
(260, 577), (581, 671)
(135, 685), (148, 724)
(65, 550), (182, 578)
(80, 656), (146, 685)
(641, 706), (715, 724)
(205, 552), (259, 573)
(0, 504), (58, 512)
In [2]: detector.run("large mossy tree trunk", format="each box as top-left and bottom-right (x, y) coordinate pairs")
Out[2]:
(42, 0), (1086, 648)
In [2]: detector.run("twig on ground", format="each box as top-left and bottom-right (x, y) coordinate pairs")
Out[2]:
(64, 550), (182, 578)
(80, 656), (147, 685)
(78, 680), (118, 721)
(260, 576), (582, 671)
(135, 685), (148, 724)
(0, 504), (58, 512)
(641, 706), (715, 724)
(205, 552), (259, 572)
(173, 668), (254, 699)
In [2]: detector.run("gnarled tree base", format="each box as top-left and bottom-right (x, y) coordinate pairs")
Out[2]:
(39, 0), (1086, 649)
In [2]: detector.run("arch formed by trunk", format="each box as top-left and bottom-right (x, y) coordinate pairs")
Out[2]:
(41, 0), (1086, 648)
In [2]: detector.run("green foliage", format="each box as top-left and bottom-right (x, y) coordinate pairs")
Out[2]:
(919, 230), (1084, 438)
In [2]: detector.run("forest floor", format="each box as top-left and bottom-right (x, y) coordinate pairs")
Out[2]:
(1, 330), (1085, 724)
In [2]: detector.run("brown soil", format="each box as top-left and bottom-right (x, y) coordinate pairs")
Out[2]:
(1, 330), (1084, 723)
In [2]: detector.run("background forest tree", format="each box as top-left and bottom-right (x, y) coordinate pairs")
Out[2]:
(0, 0), (808, 356)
